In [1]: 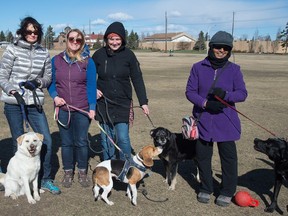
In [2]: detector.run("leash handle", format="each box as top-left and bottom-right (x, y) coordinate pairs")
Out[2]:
(18, 82), (30, 132)
(215, 95), (277, 137)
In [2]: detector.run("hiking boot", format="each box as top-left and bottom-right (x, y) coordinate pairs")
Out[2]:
(62, 170), (74, 188)
(216, 195), (232, 207)
(197, 192), (210, 204)
(78, 169), (90, 187)
(41, 180), (61, 195)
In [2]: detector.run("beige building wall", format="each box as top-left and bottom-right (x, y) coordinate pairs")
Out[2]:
(139, 41), (196, 51)
(140, 40), (286, 54)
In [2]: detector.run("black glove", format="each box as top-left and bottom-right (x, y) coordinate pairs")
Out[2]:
(24, 79), (40, 91)
(13, 92), (26, 105)
(210, 87), (226, 99)
(205, 101), (226, 113)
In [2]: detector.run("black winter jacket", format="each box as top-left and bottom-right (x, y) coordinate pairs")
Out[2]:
(92, 22), (148, 124)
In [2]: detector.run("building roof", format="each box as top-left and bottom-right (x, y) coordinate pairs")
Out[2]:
(143, 32), (195, 42)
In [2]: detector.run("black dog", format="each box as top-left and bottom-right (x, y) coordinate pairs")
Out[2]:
(150, 127), (199, 190)
(254, 137), (288, 213)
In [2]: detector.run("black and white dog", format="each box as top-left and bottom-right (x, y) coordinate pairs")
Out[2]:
(254, 137), (288, 213)
(150, 127), (199, 190)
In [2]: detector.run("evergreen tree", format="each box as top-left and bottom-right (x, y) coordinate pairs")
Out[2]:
(6, 31), (14, 43)
(44, 26), (55, 49)
(127, 30), (138, 49)
(92, 38), (102, 50)
(193, 31), (206, 51)
(278, 22), (288, 54)
(0, 31), (6, 41)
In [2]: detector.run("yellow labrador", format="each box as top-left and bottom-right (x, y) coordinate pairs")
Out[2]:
(0, 132), (43, 204)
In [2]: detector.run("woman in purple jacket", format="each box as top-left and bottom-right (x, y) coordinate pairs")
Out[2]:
(185, 31), (248, 207)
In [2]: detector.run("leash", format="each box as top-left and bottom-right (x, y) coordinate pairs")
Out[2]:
(18, 83), (30, 132)
(102, 94), (156, 129)
(215, 95), (277, 137)
(139, 180), (169, 203)
(54, 104), (126, 157)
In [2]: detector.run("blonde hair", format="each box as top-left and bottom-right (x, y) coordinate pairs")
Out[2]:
(66, 29), (85, 61)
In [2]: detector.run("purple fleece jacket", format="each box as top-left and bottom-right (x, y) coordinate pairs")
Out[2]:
(185, 57), (248, 142)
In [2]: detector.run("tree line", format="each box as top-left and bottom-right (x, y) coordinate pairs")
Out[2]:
(1, 22), (287, 53)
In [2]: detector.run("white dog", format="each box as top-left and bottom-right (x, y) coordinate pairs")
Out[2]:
(0, 132), (43, 204)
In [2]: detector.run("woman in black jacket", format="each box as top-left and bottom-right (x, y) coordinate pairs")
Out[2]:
(92, 21), (149, 161)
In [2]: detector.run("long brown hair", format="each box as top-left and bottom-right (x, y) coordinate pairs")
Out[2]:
(66, 29), (85, 61)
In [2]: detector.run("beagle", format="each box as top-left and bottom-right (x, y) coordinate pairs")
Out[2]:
(92, 145), (162, 206)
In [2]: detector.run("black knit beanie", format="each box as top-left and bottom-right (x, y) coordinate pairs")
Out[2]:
(209, 31), (233, 48)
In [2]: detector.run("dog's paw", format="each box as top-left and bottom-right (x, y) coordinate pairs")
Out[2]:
(132, 199), (137, 206)
(107, 201), (114, 206)
(28, 198), (37, 204)
(10, 194), (18, 200)
(265, 206), (276, 213)
(39, 189), (45, 194)
(168, 185), (175, 190)
(34, 194), (41, 201)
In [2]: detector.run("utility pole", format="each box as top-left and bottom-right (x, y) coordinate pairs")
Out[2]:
(165, 11), (167, 53)
(232, 11), (235, 36)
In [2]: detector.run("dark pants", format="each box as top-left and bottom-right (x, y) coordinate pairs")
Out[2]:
(196, 139), (238, 197)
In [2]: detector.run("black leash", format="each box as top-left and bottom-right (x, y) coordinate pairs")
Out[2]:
(139, 179), (169, 203)
(101, 94), (156, 129)
(18, 83), (30, 132)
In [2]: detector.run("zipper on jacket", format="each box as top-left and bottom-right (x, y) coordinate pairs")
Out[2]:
(213, 69), (217, 80)
(104, 60), (107, 73)
(69, 64), (72, 103)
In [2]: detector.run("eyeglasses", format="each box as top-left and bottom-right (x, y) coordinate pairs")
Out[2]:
(68, 37), (83, 45)
(25, 30), (39, 35)
(213, 45), (231, 51)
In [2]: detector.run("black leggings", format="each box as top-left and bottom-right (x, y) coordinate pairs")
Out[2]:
(196, 139), (238, 197)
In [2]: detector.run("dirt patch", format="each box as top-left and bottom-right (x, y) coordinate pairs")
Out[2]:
(0, 51), (287, 215)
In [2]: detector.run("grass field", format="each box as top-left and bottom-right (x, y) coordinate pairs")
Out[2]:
(0, 50), (288, 215)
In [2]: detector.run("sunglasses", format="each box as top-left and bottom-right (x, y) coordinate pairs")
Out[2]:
(68, 37), (83, 44)
(25, 30), (39, 35)
(213, 45), (231, 51)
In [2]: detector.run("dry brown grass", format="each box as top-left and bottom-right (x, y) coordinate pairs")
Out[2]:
(0, 49), (288, 215)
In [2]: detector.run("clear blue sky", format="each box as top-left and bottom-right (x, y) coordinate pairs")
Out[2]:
(0, 0), (287, 40)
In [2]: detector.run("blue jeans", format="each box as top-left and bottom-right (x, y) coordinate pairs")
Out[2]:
(4, 103), (52, 181)
(58, 109), (90, 170)
(100, 122), (131, 161)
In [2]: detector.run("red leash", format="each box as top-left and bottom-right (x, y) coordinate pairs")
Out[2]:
(215, 95), (277, 137)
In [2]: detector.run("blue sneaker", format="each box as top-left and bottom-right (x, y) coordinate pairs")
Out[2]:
(41, 180), (61, 195)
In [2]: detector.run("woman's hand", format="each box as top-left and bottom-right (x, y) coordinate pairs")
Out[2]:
(88, 110), (95, 119)
(54, 96), (66, 107)
(141, 104), (149, 115)
(97, 89), (103, 99)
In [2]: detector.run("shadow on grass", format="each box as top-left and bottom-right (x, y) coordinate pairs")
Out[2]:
(236, 158), (287, 215)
